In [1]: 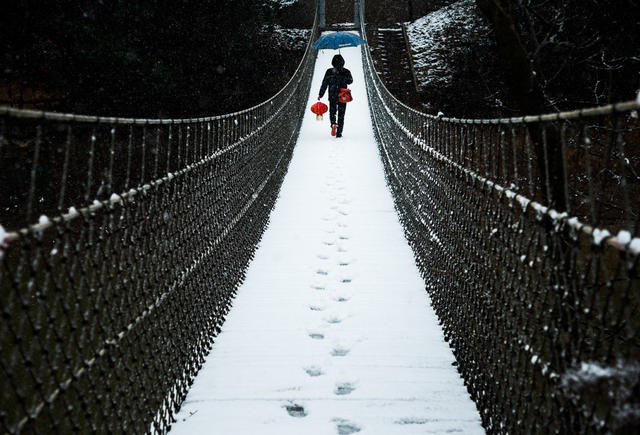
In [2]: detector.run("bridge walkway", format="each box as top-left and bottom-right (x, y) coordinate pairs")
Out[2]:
(170, 43), (483, 435)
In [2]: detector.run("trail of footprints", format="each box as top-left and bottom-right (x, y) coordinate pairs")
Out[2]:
(286, 156), (361, 433)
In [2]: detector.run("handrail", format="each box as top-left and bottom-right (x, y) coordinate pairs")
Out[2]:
(0, 5), (321, 434)
(358, 3), (640, 434)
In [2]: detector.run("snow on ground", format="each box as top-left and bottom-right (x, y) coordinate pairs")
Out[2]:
(170, 39), (483, 435)
(259, 24), (311, 51)
(405, 0), (491, 91)
(263, 0), (302, 9)
(0, 224), (8, 258)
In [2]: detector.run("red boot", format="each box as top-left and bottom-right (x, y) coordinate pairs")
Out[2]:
(331, 124), (338, 136)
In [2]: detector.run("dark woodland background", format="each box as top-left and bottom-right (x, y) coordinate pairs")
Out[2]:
(1, 0), (639, 119)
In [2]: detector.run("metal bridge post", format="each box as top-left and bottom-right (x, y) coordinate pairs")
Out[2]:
(354, 0), (363, 27)
(317, 0), (326, 28)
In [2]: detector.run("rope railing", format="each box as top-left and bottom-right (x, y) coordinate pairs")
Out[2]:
(359, 5), (640, 433)
(0, 6), (319, 433)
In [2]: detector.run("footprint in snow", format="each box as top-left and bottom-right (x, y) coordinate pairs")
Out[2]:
(394, 418), (436, 425)
(317, 254), (330, 260)
(334, 295), (350, 303)
(325, 315), (342, 324)
(309, 305), (325, 312)
(337, 222), (348, 228)
(311, 284), (326, 291)
(332, 419), (361, 434)
(316, 269), (329, 276)
(309, 332), (325, 340)
(334, 382), (356, 395)
(304, 366), (324, 377)
(331, 346), (350, 357)
(284, 403), (307, 418)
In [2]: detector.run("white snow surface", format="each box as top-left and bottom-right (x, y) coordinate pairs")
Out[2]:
(405, 0), (491, 91)
(593, 228), (611, 245)
(170, 43), (483, 435)
(0, 224), (8, 258)
(263, 0), (301, 9)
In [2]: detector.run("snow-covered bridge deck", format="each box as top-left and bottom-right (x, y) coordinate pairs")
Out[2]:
(171, 45), (483, 434)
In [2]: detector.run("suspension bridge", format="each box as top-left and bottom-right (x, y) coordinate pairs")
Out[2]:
(1, 3), (639, 434)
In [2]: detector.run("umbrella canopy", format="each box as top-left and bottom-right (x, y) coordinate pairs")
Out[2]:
(312, 32), (366, 50)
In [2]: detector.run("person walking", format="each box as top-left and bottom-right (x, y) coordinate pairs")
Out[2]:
(318, 54), (353, 138)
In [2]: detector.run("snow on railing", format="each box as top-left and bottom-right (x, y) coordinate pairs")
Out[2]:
(358, 5), (640, 434)
(0, 5), (320, 434)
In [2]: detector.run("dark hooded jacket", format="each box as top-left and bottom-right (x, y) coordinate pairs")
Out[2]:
(319, 54), (353, 101)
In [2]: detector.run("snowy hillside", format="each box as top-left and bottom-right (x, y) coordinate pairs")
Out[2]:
(406, 0), (490, 90)
(259, 24), (311, 51)
(405, 0), (506, 116)
(263, 0), (302, 9)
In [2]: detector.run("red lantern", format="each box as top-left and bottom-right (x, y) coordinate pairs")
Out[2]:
(311, 102), (328, 120)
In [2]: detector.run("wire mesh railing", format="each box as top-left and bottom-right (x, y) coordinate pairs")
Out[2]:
(359, 5), (640, 434)
(0, 7), (319, 434)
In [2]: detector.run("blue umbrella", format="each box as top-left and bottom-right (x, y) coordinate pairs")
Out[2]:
(312, 32), (366, 50)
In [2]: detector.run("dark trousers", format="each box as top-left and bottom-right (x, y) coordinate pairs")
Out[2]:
(329, 98), (347, 134)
